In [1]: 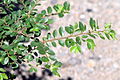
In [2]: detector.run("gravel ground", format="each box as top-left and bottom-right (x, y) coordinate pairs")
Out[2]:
(16, 0), (120, 80)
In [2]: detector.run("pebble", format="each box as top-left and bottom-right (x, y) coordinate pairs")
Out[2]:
(113, 63), (119, 70)
(80, 14), (86, 19)
(63, 58), (82, 67)
(50, 0), (57, 4)
(89, 56), (101, 61)
(87, 60), (96, 68)
(86, 8), (93, 12)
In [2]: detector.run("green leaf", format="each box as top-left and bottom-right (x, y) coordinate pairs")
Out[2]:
(52, 42), (57, 47)
(47, 19), (54, 24)
(40, 56), (49, 62)
(53, 5), (59, 12)
(84, 25), (87, 31)
(1, 73), (8, 79)
(31, 41), (44, 47)
(89, 34), (96, 38)
(82, 35), (88, 38)
(79, 22), (86, 32)
(86, 39), (96, 50)
(49, 56), (57, 61)
(16, 35), (25, 42)
(3, 57), (9, 65)
(11, 0), (17, 3)
(44, 25), (50, 30)
(41, 10), (46, 15)
(58, 40), (64, 46)
(70, 46), (81, 53)
(36, 58), (42, 65)
(9, 56), (17, 61)
(65, 39), (71, 48)
(31, 41), (38, 47)
(69, 25), (75, 31)
(98, 33), (105, 40)
(109, 30), (116, 39)
(96, 20), (99, 29)
(52, 68), (60, 77)
(87, 42), (92, 50)
(65, 26), (74, 34)
(30, 27), (40, 32)
(53, 61), (62, 68)
(39, 18), (48, 23)
(47, 6), (52, 14)
(73, 23), (78, 30)
(53, 30), (57, 38)
(0, 68), (6, 72)
(63, 1), (70, 11)
(37, 24), (46, 29)
(89, 18), (96, 30)
(104, 23), (111, 29)
(47, 50), (55, 55)
(0, 51), (6, 57)
(104, 32), (110, 40)
(4, 0), (11, 4)
(26, 54), (34, 61)
(29, 67), (37, 72)
(79, 22), (84, 32)
(0, 19), (4, 26)
(58, 13), (64, 17)
(43, 46), (49, 51)
(59, 27), (64, 36)
(2, 45), (13, 51)
(53, 4), (63, 13)
(37, 46), (46, 55)
(65, 39), (75, 48)
(45, 64), (51, 69)
(0, 74), (3, 80)
(34, 31), (41, 37)
(47, 33), (51, 39)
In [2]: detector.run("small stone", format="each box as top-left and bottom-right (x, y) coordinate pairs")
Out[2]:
(50, 0), (57, 4)
(87, 60), (96, 68)
(113, 63), (119, 69)
(86, 8), (93, 12)
(88, 68), (94, 73)
(68, 58), (82, 66)
(89, 56), (101, 61)
(80, 14), (85, 19)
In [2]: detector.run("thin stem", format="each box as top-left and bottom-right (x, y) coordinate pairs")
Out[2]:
(43, 11), (69, 18)
(42, 30), (105, 44)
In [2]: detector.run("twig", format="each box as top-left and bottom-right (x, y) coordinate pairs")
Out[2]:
(43, 11), (69, 18)
(42, 30), (105, 44)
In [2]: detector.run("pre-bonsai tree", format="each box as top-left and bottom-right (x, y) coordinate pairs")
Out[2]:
(0, 0), (116, 79)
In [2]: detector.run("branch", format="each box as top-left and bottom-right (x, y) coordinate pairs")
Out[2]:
(42, 30), (105, 44)
(43, 11), (69, 18)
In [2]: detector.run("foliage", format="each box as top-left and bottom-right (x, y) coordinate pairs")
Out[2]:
(0, 0), (116, 79)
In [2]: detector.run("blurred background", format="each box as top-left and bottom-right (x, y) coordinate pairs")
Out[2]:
(16, 0), (120, 80)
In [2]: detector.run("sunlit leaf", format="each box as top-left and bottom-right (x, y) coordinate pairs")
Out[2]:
(40, 56), (49, 62)
(47, 6), (52, 14)
(58, 40), (64, 46)
(53, 30), (57, 38)
(63, 1), (70, 11)
(59, 27), (64, 36)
